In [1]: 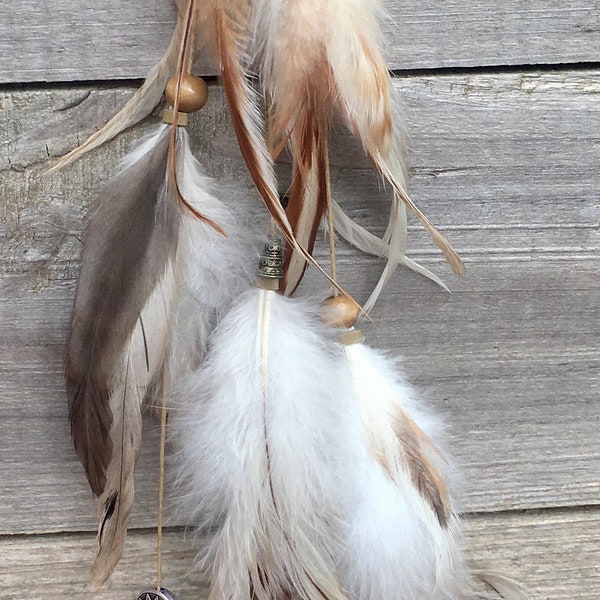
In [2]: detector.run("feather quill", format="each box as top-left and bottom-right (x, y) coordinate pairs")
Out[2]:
(173, 282), (350, 600)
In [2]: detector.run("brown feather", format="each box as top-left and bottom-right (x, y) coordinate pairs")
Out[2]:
(392, 408), (451, 527)
(67, 128), (181, 586)
(210, 3), (293, 241)
(282, 110), (331, 295)
(199, 1), (348, 297)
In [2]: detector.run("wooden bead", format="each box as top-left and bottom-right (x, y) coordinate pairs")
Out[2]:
(165, 74), (208, 113)
(321, 295), (360, 329)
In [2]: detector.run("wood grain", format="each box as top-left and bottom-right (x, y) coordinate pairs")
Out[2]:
(1, 71), (598, 536)
(2, 509), (599, 599)
(2, 1), (600, 83)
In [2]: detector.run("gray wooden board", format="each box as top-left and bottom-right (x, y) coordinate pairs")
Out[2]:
(2, 1), (600, 83)
(1, 73), (599, 536)
(2, 509), (599, 599)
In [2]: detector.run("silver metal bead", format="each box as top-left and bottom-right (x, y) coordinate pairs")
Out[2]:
(257, 237), (284, 279)
(137, 588), (179, 600)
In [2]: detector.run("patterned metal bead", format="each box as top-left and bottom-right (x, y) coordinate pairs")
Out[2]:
(137, 588), (178, 600)
(258, 238), (284, 279)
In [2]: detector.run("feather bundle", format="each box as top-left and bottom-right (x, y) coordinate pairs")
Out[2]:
(51, 0), (458, 304)
(173, 281), (353, 600)
(67, 122), (256, 587)
(252, 0), (464, 296)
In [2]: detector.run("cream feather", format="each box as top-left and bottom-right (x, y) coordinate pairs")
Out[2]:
(172, 289), (350, 600)
(46, 7), (186, 174)
(253, 0), (463, 296)
(335, 339), (469, 599)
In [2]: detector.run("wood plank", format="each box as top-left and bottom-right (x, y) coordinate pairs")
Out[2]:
(1, 71), (599, 533)
(2, 1), (600, 83)
(2, 508), (599, 598)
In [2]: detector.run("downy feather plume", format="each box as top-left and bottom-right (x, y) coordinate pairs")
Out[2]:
(67, 123), (256, 588)
(253, 0), (464, 296)
(333, 337), (468, 599)
(172, 286), (351, 600)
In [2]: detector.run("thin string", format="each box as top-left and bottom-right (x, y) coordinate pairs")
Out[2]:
(156, 370), (169, 591)
(324, 139), (339, 296)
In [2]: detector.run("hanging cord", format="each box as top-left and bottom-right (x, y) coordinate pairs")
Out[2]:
(156, 370), (169, 591)
(324, 140), (339, 296)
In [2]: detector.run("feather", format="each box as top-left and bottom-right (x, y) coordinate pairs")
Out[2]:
(253, 0), (464, 296)
(474, 570), (529, 600)
(66, 125), (178, 587)
(67, 122), (256, 587)
(197, 0), (294, 243)
(334, 336), (469, 599)
(46, 5), (187, 173)
(331, 199), (449, 294)
(167, 128), (260, 379)
(196, 0), (344, 295)
(172, 284), (350, 600)
(282, 125), (331, 295)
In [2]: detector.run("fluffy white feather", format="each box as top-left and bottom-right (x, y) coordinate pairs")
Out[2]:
(166, 127), (261, 379)
(172, 290), (352, 600)
(336, 341), (469, 600)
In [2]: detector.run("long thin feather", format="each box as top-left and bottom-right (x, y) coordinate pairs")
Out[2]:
(68, 123), (257, 587)
(197, 0), (345, 296)
(331, 198), (449, 293)
(46, 7), (186, 173)
(66, 126), (179, 587)
(172, 289), (349, 600)
(199, 0), (293, 241)
(282, 121), (331, 295)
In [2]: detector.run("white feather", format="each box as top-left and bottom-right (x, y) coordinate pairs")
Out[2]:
(172, 290), (351, 600)
(167, 128), (261, 378)
(336, 341), (469, 600)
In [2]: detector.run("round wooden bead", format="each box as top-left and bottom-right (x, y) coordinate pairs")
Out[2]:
(165, 74), (208, 113)
(321, 295), (360, 329)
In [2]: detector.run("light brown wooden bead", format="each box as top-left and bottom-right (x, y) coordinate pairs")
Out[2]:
(321, 295), (360, 329)
(165, 74), (208, 113)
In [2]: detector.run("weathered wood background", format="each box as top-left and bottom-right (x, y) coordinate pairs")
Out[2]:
(1, 1), (599, 598)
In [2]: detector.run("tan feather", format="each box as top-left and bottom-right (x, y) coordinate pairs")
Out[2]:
(197, 0), (350, 296)
(282, 112), (331, 295)
(45, 7), (186, 173)
(391, 407), (451, 527)
(255, 0), (464, 286)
